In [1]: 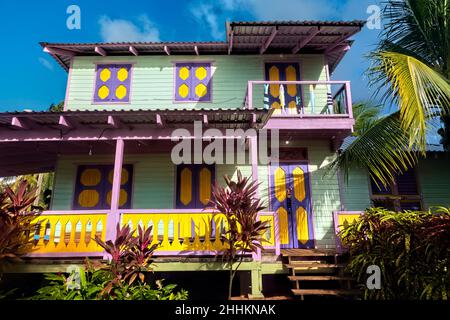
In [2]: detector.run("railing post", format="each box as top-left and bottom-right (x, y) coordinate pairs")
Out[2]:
(345, 81), (353, 118)
(248, 81), (253, 110)
(249, 134), (258, 198)
(273, 210), (280, 256)
(106, 138), (124, 242)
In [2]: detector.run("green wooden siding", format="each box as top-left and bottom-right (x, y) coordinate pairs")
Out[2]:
(66, 54), (327, 111)
(341, 167), (371, 211)
(342, 155), (450, 211)
(417, 155), (450, 208)
(52, 154), (269, 210)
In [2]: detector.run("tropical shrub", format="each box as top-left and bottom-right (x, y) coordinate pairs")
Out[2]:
(29, 223), (188, 300)
(0, 180), (41, 262)
(339, 207), (450, 300)
(209, 170), (269, 299)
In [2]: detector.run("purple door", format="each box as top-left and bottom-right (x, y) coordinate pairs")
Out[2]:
(270, 162), (314, 248)
(264, 62), (301, 114)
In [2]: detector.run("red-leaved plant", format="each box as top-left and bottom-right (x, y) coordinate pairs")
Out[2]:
(94, 223), (158, 296)
(208, 170), (269, 299)
(0, 180), (41, 262)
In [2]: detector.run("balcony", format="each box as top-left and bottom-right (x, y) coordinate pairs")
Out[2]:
(244, 80), (355, 138)
(28, 209), (280, 260)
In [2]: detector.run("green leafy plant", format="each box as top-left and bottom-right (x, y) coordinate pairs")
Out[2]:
(29, 223), (188, 300)
(333, 0), (450, 187)
(209, 170), (269, 299)
(339, 207), (450, 299)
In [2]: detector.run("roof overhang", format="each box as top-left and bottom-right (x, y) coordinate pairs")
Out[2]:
(0, 108), (272, 177)
(42, 20), (365, 72)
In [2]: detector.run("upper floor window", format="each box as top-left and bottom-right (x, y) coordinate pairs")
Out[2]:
(73, 164), (133, 210)
(94, 64), (132, 103)
(174, 63), (212, 102)
(370, 168), (421, 211)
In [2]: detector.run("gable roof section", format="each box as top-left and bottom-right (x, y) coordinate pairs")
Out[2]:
(42, 20), (365, 72)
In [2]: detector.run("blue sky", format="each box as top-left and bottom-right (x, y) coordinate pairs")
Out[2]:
(0, 0), (383, 112)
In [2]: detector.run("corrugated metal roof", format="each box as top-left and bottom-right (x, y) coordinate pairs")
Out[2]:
(229, 20), (366, 26)
(0, 108), (272, 130)
(42, 20), (364, 72)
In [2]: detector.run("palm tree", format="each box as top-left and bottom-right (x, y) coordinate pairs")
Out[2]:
(333, 0), (450, 185)
(352, 101), (382, 136)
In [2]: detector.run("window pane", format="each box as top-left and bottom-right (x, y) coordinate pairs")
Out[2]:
(396, 169), (418, 195)
(175, 63), (211, 102)
(94, 64), (132, 103)
(370, 177), (391, 195)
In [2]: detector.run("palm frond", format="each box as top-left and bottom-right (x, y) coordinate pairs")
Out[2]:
(330, 111), (418, 186)
(381, 0), (450, 74)
(370, 51), (450, 149)
(352, 102), (383, 136)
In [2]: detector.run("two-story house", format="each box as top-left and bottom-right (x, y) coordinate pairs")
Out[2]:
(7, 20), (447, 298)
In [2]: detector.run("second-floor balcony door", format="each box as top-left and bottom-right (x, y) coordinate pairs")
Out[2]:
(264, 63), (301, 115)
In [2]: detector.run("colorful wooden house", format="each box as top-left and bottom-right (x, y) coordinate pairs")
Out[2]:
(3, 20), (447, 298)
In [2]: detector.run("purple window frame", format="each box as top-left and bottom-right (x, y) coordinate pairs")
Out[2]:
(73, 164), (133, 210)
(174, 62), (212, 102)
(93, 64), (132, 103)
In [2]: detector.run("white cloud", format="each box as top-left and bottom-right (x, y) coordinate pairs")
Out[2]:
(190, 4), (223, 40)
(99, 14), (160, 42)
(38, 57), (54, 71)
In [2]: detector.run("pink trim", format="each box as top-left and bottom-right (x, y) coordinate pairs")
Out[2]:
(345, 81), (353, 119)
(11, 117), (29, 130)
(194, 45), (199, 56)
(120, 209), (215, 214)
(95, 46), (106, 56)
(264, 117), (354, 130)
(25, 252), (104, 258)
(63, 58), (74, 111)
(164, 45), (170, 55)
(41, 210), (110, 215)
(129, 46), (139, 56)
(250, 135), (258, 198)
(43, 46), (75, 57)
(106, 138), (124, 241)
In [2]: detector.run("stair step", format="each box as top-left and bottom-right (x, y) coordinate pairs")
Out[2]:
(281, 249), (339, 257)
(286, 263), (346, 270)
(292, 289), (360, 296)
(288, 275), (353, 281)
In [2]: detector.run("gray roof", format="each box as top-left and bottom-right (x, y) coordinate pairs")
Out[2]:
(42, 20), (365, 72)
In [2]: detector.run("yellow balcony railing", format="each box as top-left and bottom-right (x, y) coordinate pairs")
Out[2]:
(30, 211), (108, 257)
(26, 209), (279, 258)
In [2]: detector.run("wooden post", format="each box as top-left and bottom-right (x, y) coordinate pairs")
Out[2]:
(345, 81), (353, 118)
(105, 138), (124, 242)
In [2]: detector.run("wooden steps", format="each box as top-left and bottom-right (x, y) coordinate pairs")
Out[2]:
(281, 249), (338, 257)
(286, 263), (346, 270)
(288, 275), (354, 281)
(281, 248), (359, 299)
(292, 289), (360, 296)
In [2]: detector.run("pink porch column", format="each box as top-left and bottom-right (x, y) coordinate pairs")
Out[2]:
(105, 138), (124, 242)
(249, 135), (261, 261)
